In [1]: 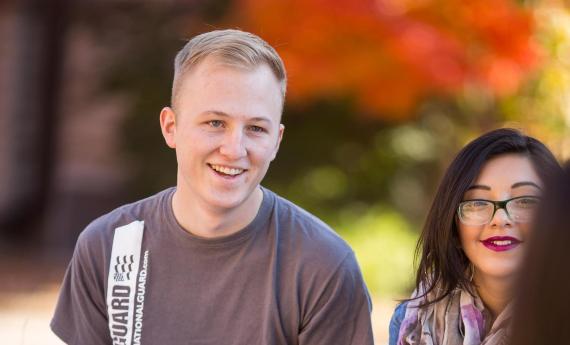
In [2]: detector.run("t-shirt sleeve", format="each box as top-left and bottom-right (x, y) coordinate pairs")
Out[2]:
(389, 301), (407, 345)
(50, 230), (112, 345)
(298, 252), (374, 345)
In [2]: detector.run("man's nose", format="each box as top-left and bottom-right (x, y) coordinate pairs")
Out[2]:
(219, 129), (247, 159)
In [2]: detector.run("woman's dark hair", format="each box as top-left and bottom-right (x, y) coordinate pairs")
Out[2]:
(413, 128), (561, 307)
(509, 161), (570, 345)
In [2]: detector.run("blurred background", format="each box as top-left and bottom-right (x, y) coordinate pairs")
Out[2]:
(1, 0), (569, 343)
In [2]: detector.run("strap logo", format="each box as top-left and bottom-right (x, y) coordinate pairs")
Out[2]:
(107, 220), (145, 345)
(113, 255), (135, 282)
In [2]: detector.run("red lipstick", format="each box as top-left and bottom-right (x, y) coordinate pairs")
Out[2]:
(480, 236), (521, 252)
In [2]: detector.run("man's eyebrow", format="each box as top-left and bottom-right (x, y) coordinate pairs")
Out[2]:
(466, 184), (491, 191)
(202, 110), (272, 123)
(512, 181), (542, 190)
(249, 117), (271, 123)
(202, 110), (230, 117)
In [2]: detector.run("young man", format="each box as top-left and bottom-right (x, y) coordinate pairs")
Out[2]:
(51, 29), (374, 345)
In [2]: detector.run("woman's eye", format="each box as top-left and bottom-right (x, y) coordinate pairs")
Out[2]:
(467, 200), (489, 209)
(514, 197), (540, 208)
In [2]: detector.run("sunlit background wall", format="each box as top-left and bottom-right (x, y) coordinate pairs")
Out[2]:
(1, 0), (569, 344)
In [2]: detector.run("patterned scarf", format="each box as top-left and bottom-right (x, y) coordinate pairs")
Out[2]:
(397, 287), (511, 345)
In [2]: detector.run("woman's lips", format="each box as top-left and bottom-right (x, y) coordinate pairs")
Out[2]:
(480, 236), (522, 252)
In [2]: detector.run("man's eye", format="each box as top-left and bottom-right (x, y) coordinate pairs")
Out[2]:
(208, 120), (223, 128)
(249, 125), (266, 133)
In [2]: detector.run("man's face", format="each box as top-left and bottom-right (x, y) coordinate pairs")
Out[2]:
(160, 57), (284, 212)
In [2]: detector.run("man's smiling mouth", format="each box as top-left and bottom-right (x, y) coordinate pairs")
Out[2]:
(209, 164), (246, 176)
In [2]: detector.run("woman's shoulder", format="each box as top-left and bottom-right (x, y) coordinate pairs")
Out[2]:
(392, 301), (409, 321)
(389, 301), (409, 345)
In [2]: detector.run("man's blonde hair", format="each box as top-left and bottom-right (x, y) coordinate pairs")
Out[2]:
(172, 29), (287, 108)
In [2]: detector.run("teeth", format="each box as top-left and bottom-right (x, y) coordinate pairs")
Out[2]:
(492, 240), (512, 246)
(210, 164), (244, 176)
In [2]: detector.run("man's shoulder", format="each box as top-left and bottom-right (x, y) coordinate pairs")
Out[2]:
(266, 188), (354, 264)
(77, 187), (174, 246)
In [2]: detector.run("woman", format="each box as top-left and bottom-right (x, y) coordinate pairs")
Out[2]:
(389, 128), (561, 345)
(509, 161), (570, 345)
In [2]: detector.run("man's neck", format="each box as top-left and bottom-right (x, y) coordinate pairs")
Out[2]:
(171, 187), (263, 238)
(473, 272), (514, 323)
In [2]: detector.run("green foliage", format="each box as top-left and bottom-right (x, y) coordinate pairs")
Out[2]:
(265, 98), (457, 227)
(335, 206), (418, 297)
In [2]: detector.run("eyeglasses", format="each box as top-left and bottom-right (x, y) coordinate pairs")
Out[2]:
(457, 196), (541, 226)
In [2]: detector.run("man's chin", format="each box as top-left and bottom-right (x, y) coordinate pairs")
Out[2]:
(204, 191), (252, 212)
(214, 185), (263, 210)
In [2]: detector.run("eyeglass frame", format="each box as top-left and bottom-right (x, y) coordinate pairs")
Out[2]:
(457, 195), (541, 226)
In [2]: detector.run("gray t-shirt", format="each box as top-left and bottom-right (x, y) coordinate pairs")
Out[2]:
(51, 187), (374, 345)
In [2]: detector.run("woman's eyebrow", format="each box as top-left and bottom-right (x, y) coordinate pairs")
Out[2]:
(512, 181), (542, 190)
(467, 184), (491, 191)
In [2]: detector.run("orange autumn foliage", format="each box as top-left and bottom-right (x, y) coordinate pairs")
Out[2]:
(228, 0), (540, 119)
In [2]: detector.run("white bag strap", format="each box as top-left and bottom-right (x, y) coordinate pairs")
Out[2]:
(106, 220), (145, 345)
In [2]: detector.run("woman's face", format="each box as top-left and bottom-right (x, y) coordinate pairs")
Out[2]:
(458, 153), (542, 282)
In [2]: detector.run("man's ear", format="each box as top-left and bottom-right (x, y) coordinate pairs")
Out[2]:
(271, 124), (285, 161)
(160, 107), (177, 149)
